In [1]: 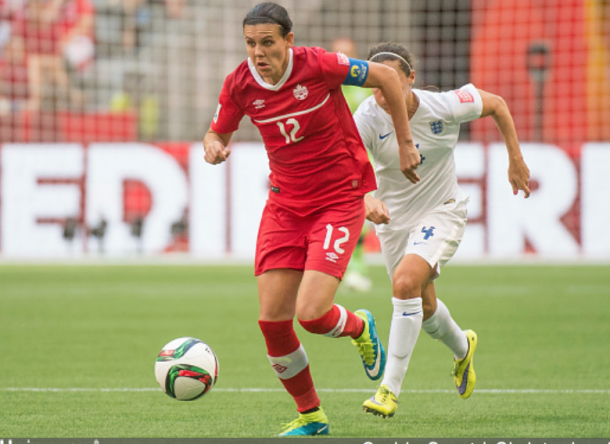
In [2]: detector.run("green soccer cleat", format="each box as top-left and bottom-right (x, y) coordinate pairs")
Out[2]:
(451, 329), (478, 399)
(363, 384), (398, 418)
(278, 408), (330, 436)
(351, 309), (386, 381)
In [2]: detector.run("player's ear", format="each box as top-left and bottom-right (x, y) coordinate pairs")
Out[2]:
(285, 31), (294, 47)
(408, 70), (416, 86)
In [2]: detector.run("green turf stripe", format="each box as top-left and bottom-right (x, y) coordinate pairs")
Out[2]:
(3, 387), (610, 394)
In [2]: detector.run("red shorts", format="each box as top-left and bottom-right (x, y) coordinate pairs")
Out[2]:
(255, 198), (365, 279)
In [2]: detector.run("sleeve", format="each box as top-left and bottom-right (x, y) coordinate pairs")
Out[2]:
(318, 48), (352, 89)
(446, 83), (483, 124)
(209, 77), (244, 134)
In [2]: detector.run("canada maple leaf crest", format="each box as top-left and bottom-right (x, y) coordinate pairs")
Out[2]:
(293, 84), (308, 100)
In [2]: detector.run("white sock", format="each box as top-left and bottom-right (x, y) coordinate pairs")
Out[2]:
(381, 297), (423, 397)
(421, 298), (468, 360)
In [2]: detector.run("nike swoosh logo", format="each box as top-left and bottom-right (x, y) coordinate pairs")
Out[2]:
(317, 425), (329, 434)
(458, 362), (470, 394)
(379, 131), (394, 140)
(413, 242), (427, 245)
(402, 311), (422, 317)
(368, 337), (382, 377)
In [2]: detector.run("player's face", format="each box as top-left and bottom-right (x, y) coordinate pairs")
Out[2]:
(244, 24), (294, 85)
(373, 60), (414, 114)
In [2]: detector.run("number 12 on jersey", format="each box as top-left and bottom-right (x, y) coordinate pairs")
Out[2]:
(277, 118), (304, 144)
(323, 224), (350, 254)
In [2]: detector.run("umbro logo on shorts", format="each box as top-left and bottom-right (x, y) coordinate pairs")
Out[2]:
(326, 252), (339, 263)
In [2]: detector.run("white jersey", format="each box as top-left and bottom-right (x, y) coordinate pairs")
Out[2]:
(354, 83), (483, 232)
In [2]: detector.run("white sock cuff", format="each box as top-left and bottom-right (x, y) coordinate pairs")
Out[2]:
(323, 304), (347, 338)
(268, 345), (309, 380)
(392, 297), (422, 315)
(422, 298), (451, 339)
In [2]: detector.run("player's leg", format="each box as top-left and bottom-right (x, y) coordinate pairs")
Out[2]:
(258, 271), (317, 409)
(421, 282), (477, 399)
(258, 269), (329, 436)
(421, 283), (468, 360)
(417, 199), (477, 399)
(255, 204), (327, 436)
(364, 199), (470, 416)
(296, 270), (365, 345)
(296, 269), (384, 380)
(297, 198), (385, 381)
(363, 253), (431, 418)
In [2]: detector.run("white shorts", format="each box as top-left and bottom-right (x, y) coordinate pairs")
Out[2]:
(377, 198), (468, 281)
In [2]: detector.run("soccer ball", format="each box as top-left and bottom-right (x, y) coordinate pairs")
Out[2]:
(154, 337), (219, 401)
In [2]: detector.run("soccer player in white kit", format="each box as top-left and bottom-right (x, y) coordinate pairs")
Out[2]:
(353, 42), (531, 418)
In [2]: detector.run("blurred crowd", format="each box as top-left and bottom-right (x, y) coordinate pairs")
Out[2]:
(0, 0), (185, 141)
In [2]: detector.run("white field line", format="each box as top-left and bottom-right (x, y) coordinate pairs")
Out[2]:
(2, 387), (609, 394)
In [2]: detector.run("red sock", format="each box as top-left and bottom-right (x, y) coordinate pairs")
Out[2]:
(259, 319), (320, 412)
(299, 304), (364, 339)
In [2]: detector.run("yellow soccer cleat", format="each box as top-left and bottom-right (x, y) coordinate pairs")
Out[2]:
(451, 329), (477, 399)
(363, 384), (398, 418)
(278, 408), (330, 436)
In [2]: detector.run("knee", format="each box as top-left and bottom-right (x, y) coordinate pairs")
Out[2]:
(296, 305), (323, 323)
(392, 273), (422, 300)
(259, 301), (295, 322)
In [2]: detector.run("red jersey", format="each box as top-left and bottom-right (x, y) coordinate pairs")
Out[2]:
(210, 46), (376, 214)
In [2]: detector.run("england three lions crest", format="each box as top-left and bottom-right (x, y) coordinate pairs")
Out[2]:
(293, 84), (308, 100)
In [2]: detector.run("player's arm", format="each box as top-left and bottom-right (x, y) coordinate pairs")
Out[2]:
(203, 129), (232, 165)
(364, 62), (420, 184)
(341, 56), (419, 184)
(478, 89), (531, 198)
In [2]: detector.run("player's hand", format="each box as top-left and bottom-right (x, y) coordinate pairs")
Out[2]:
(508, 156), (531, 198)
(365, 194), (390, 224)
(204, 140), (231, 165)
(399, 141), (421, 184)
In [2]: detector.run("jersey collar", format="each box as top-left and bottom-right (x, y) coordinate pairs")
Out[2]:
(374, 89), (424, 124)
(247, 48), (294, 91)
(409, 89), (424, 122)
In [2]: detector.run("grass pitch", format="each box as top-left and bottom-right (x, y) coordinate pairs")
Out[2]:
(0, 264), (609, 437)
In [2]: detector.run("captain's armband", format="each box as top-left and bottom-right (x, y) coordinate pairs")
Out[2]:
(342, 59), (369, 87)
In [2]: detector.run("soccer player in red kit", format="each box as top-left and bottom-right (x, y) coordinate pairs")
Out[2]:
(203, 2), (421, 436)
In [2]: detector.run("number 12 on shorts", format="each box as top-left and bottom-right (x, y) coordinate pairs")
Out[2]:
(323, 224), (350, 254)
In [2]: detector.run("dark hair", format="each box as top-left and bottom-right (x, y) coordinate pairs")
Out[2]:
(368, 42), (416, 77)
(243, 2), (293, 38)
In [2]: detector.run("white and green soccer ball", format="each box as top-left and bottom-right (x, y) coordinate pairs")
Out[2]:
(155, 337), (219, 401)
